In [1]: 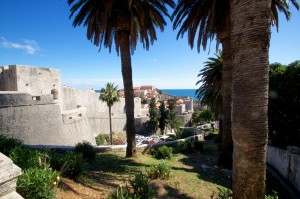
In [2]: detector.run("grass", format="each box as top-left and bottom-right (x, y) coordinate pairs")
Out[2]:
(55, 142), (289, 199)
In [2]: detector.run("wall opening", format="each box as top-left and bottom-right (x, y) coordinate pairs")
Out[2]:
(32, 96), (41, 101)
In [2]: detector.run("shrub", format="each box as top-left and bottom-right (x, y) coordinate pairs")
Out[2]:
(61, 151), (86, 179)
(176, 129), (194, 139)
(109, 172), (153, 199)
(129, 172), (153, 199)
(177, 139), (203, 154)
(151, 145), (173, 160)
(9, 147), (50, 170)
(17, 167), (59, 199)
(95, 134), (109, 145)
(41, 149), (65, 172)
(146, 160), (172, 180)
(74, 141), (96, 162)
(113, 137), (126, 145)
(211, 187), (232, 199)
(0, 134), (22, 156)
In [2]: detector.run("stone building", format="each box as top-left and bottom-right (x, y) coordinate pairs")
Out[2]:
(0, 65), (147, 146)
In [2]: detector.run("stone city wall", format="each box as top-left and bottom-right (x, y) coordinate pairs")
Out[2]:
(0, 65), (145, 145)
(267, 145), (300, 193)
(0, 92), (95, 146)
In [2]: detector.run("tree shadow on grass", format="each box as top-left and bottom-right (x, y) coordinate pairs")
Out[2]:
(150, 180), (195, 199)
(172, 143), (232, 189)
(90, 152), (149, 174)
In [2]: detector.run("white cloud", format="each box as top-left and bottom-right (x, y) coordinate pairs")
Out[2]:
(152, 58), (158, 62)
(0, 37), (40, 55)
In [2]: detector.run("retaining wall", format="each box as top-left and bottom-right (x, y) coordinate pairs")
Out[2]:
(267, 145), (300, 193)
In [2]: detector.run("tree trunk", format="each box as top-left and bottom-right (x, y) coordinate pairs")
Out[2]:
(109, 106), (113, 145)
(218, 38), (233, 169)
(231, 0), (270, 198)
(119, 30), (136, 157)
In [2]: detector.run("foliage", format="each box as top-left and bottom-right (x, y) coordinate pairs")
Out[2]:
(17, 167), (59, 199)
(0, 134), (23, 156)
(199, 109), (215, 123)
(112, 136), (126, 145)
(44, 149), (64, 172)
(177, 139), (204, 154)
(74, 141), (96, 162)
(151, 145), (173, 160)
(146, 160), (172, 180)
(211, 187), (232, 199)
(96, 134), (110, 145)
(175, 128), (194, 139)
(195, 50), (222, 118)
(166, 99), (183, 132)
(99, 83), (121, 107)
(129, 172), (153, 199)
(68, 0), (175, 158)
(99, 82), (121, 145)
(147, 98), (159, 134)
(141, 98), (147, 104)
(268, 61), (300, 148)
(9, 147), (50, 170)
(158, 100), (168, 134)
(110, 172), (153, 199)
(61, 151), (86, 179)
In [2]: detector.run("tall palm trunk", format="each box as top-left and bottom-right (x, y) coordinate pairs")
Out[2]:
(231, 0), (270, 198)
(109, 106), (113, 145)
(119, 30), (137, 157)
(218, 37), (233, 169)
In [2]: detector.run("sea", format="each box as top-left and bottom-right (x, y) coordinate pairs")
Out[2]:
(161, 89), (197, 100)
(96, 89), (198, 100)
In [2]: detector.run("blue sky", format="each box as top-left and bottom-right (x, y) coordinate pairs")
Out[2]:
(1, 0), (299, 89)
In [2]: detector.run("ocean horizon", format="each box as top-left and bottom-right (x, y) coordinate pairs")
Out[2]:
(96, 89), (198, 100)
(161, 89), (197, 100)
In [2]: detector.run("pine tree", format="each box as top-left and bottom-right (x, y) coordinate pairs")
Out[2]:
(159, 101), (168, 135)
(148, 98), (159, 134)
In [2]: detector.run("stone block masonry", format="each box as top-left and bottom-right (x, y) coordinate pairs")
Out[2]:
(0, 153), (23, 199)
(0, 65), (144, 146)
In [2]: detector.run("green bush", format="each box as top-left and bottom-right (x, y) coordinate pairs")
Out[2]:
(17, 167), (59, 199)
(129, 172), (153, 199)
(9, 147), (50, 170)
(42, 149), (65, 172)
(61, 151), (86, 179)
(151, 145), (173, 160)
(74, 141), (96, 162)
(96, 134), (109, 145)
(0, 134), (22, 156)
(176, 129), (194, 139)
(146, 160), (172, 180)
(110, 172), (153, 199)
(177, 139), (203, 154)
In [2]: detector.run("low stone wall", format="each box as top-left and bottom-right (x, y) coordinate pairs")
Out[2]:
(0, 153), (23, 199)
(267, 145), (300, 193)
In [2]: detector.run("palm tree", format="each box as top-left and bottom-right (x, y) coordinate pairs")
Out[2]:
(173, 0), (299, 169)
(68, 0), (175, 157)
(230, 0), (270, 197)
(172, 0), (233, 169)
(99, 83), (121, 145)
(196, 50), (222, 119)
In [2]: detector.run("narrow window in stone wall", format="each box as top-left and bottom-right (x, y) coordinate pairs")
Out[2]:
(32, 96), (41, 101)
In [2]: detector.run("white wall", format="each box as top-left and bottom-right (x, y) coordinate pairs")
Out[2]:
(267, 146), (300, 193)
